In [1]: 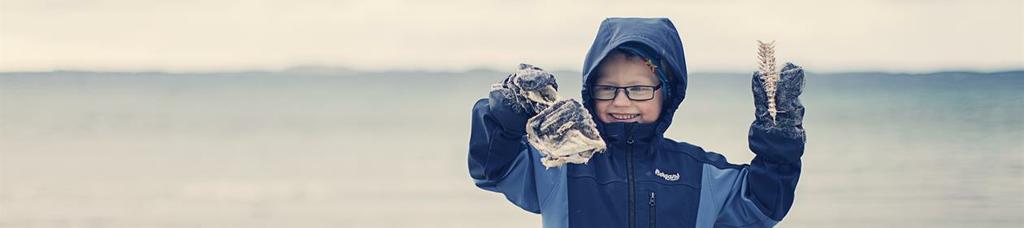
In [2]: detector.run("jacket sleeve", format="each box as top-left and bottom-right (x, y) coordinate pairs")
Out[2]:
(467, 98), (541, 213)
(704, 122), (805, 227)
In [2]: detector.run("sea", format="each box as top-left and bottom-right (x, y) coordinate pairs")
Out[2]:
(1, 69), (1021, 227)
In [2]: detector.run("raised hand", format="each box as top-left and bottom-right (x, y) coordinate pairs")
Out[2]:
(490, 63), (560, 116)
(488, 63), (606, 168)
(488, 64), (559, 136)
(752, 62), (806, 137)
(526, 99), (606, 168)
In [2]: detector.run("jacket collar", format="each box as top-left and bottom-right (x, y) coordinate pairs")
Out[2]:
(597, 121), (659, 155)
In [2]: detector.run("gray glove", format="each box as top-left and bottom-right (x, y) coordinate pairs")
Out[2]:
(488, 63), (606, 168)
(752, 62), (806, 138)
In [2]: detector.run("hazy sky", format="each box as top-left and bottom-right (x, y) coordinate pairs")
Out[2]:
(1, 0), (1021, 73)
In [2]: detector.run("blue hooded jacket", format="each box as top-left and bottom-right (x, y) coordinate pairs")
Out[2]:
(468, 18), (804, 228)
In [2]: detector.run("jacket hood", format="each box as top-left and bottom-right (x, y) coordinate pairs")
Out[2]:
(581, 17), (688, 138)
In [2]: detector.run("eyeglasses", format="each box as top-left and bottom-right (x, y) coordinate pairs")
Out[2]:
(592, 84), (662, 101)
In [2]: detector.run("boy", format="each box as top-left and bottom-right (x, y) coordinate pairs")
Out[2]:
(468, 17), (806, 228)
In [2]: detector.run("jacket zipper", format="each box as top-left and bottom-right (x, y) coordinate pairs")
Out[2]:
(649, 191), (656, 228)
(626, 136), (635, 228)
(624, 122), (637, 228)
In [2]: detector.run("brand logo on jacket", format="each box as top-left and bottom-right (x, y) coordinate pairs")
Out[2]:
(654, 169), (680, 181)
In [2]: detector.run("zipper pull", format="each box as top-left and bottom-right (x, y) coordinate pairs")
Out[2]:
(649, 191), (656, 206)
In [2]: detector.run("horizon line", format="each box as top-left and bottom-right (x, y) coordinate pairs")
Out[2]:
(1, 66), (1022, 76)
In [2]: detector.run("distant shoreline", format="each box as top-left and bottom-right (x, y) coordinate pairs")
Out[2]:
(1, 69), (1022, 77)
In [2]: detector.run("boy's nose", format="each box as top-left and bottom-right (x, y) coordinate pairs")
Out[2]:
(612, 89), (632, 106)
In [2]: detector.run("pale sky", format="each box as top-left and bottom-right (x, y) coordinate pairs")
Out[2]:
(1, 0), (1022, 73)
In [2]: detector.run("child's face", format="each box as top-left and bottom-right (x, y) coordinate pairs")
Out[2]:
(592, 53), (663, 124)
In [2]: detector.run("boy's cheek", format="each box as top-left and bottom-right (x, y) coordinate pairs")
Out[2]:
(593, 102), (612, 124)
(639, 101), (662, 124)
(642, 112), (659, 123)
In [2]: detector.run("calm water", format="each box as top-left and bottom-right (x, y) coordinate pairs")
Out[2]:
(1, 70), (1022, 227)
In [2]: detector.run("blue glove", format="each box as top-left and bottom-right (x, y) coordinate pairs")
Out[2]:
(488, 64), (559, 137)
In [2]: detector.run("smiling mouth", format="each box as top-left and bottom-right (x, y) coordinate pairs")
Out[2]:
(609, 113), (640, 121)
